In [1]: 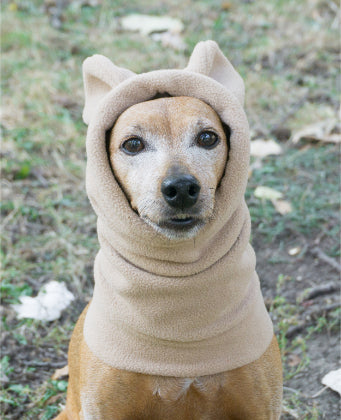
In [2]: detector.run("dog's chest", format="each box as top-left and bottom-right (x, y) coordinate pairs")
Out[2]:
(151, 374), (225, 401)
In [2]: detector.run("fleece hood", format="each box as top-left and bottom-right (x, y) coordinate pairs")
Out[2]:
(82, 40), (274, 376)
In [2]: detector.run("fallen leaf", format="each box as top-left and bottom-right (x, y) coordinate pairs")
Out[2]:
(273, 199), (293, 215)
(321, 368), (341, 395)
(254, 187), (292, 215)
(151, 32), (186, 51)
(291, 119), (341, 144)
(250, 139), (282, 158)
(121, 14), (184, 36)
(51, 365), (69, 380)
(12, 281), (75, 321)
(254, 186), (283, 201)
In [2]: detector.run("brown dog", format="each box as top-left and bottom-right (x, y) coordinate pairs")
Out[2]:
(54, 96), (282, 420)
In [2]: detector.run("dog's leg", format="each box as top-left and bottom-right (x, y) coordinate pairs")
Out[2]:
(53, 307), (90, 420)
(219, 335), (283, 420)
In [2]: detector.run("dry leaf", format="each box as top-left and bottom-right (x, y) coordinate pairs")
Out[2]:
(254, 186), (283, 201)
(250, 139), (282, 158)
(273, 199), (292, 215)
(254, 187), (293, 215)
(291, 119), (341, 144)
(321, 368), (341, 395)
(51, 365), (69, 380)
(151, 32), (186, 51)
(121, 14), (184, 36)
(254, 186), (292, 216)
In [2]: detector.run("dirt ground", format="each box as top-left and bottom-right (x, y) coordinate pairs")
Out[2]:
(1, 0), (340, 419)
(256, 242), (340, 418)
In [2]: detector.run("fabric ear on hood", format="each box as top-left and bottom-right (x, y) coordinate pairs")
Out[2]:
(82, 54), (135, 125)
(185, 40), (245, 106)
(82, 40), (244, 125)
(82, 40), (274, 377)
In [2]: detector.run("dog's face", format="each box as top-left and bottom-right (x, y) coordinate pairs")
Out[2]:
(109, 96), (229, 239)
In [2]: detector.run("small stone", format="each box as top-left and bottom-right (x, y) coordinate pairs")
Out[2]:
(288, 247), (301, 256)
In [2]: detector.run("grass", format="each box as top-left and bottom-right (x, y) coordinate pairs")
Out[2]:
(1, 0), (340, 418)
(247, 144), (340, 241)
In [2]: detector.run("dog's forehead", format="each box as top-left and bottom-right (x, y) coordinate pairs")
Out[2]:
(112, 96), (223, 137)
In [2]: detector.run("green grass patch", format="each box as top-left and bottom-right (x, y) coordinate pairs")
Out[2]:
(247, 144), (339, 242)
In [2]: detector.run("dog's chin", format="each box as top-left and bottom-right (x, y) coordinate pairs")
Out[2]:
(142, 216), (206, 240)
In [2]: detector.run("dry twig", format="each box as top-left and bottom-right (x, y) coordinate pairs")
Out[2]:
(301, 282), (340, 301)
(285, 302), (340, 338)
(310, 246), (341, 273)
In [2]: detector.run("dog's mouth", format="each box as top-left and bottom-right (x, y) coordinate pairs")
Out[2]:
(157, 215), (206, 238)
(161, 217), (197, 229)
(142, 214), (205, 239)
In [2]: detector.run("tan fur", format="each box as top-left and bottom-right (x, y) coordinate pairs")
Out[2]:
(54, 97), (282, 420)
(109, 97), (228, 239)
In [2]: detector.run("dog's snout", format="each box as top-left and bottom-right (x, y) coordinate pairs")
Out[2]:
(161, 175), (201, 209)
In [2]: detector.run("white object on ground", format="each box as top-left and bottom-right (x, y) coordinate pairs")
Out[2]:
(151, 32), (186, 51)
(291, 119), (341, 144)
(12, 281), (75, 321)
(322, 368), (341, 396)
(121, 14), (184, 36)
(288, 247), (301, 256)
(254, 186), (283, 201)
(254, 186), (293, 216)
(250, 139), (282, 158)
(272, 199), (292, 215)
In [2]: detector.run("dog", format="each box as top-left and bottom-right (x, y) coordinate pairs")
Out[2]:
(54, 41), (283, 419)
(54, 95), (282, 420)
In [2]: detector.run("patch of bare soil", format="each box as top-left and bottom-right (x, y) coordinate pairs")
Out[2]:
(255, 232), (340, 419)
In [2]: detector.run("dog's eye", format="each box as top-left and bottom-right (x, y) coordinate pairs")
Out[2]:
(196, 131), (219, 149)
(121, 138), (145, 155)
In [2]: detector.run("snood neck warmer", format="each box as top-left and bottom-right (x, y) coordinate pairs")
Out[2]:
(82, 41), (274, 377)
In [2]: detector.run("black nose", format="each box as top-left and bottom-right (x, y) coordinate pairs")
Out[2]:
(161, 175), (201, 209)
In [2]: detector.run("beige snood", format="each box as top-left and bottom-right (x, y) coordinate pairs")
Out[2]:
(81, 41), (274, 377)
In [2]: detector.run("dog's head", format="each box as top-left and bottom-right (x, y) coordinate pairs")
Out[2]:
(108, 96), (230, 239)
(82, 41), (249, 244)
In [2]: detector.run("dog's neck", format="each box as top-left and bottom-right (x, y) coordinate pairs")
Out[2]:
(83, 200), (274, 377)
(96, 201), (245, 276)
